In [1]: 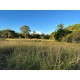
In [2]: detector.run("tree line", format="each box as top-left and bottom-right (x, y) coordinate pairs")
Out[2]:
(0, 24), (80, 43)
(51, 23), (80, 43)
(0, 25), (50, 39)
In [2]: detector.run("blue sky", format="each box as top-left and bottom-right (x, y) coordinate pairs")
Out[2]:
(0, 10), (80, 34)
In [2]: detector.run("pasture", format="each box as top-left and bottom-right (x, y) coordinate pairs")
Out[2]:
(0, 39), (80, 70)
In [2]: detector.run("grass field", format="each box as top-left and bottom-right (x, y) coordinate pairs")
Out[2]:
(0, 39), (80, 70)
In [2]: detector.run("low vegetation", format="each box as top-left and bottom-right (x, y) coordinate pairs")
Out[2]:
(0, 39), (80, 70)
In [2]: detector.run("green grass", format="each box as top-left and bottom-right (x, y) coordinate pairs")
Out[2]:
(0, 39), (80, 70)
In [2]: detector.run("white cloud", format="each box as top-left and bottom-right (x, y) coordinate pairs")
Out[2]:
(35, 31), (42, 34)
(30, 31), (42, 34)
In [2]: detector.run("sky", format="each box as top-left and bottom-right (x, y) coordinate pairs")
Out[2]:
(0, 10), (80, 34)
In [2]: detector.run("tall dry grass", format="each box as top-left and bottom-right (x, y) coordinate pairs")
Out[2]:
(0, 39), (80, 70)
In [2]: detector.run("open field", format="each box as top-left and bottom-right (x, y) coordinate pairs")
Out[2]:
(0, 39), (80, 70)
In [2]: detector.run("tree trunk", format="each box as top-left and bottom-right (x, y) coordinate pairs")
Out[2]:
(25, 35), (27, 39)
(25, 34), (27, 39)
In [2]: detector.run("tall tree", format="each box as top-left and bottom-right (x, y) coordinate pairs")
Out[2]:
(57, 23), (64, 29)
(54, 24), (71, 41)
(20, 25), (31, 38)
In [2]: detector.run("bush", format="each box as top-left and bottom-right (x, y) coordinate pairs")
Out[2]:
(63, 32), (80, 43)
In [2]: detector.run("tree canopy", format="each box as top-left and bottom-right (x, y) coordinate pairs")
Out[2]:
(54, 24), (72, 41)
(0, 23), (80, 43)
(20, 25), (31, 38)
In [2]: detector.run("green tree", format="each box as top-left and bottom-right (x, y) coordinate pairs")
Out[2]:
(54, 24), (71, 41)
(57, 23), (64, 29)
(20, 25), (31, 39)
(0, 29), (17, 38)
(50, 32), (55, 39)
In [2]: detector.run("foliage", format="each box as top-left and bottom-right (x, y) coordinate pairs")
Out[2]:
(50, 32), (55, 40)
(0, 23), (80, 41)
(57, 23), (64, 29)
(63, 31), (80, 43)
(54, 24), (71, 41)
(62, 24), (80, 43)
(67, 24), (80, 32)
(0, 29), (18, 38)
(20, 25), (31, 38)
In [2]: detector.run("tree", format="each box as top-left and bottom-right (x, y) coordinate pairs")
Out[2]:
(54, 29), (64, 41)
(54, 24), (71, 41)
(57, 23), (64, 29)
(43, 34), (50, 39)
(20, 25), (31, 39)
(50, 32), (55, 39)
(0, 29), (17, 38)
